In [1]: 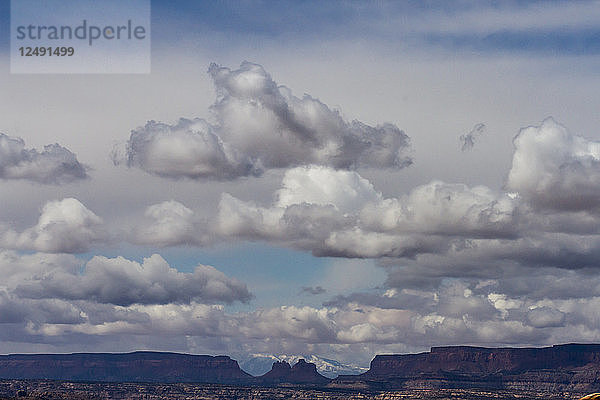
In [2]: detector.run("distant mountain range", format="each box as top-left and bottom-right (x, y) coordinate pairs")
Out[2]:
(239, 353), (367, 378)
(1, 344), (600, 392)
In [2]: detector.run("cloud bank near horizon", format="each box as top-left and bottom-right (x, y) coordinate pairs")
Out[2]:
(2, 248), (600, 364)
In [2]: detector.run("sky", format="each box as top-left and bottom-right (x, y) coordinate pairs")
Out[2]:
(1, 0), (600, 369)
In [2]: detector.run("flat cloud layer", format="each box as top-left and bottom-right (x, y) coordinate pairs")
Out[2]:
(114, 62), (412, 180)
(1, 251), (251, 306)
(0, 133), (87, 184)
(5, 265), (600, 362)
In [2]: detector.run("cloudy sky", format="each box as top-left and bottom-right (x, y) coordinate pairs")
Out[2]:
(1, 0), (600, 368)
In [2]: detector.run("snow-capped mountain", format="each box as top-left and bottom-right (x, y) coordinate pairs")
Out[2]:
(239, 353), (368, 378)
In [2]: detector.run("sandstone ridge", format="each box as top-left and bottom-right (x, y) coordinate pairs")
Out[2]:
(0, 351), (252, 383)
(258, 359), (331, 385)
(331, 344), (600, 391)
(2, 344), (600, 391)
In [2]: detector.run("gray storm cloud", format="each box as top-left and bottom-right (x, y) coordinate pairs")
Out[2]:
(114, 62), (412, 180)
(526, 306), (566, 328)
(0, 133), (88, 184)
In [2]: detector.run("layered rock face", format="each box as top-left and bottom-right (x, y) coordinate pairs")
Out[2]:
(333, 344), (600, 391)
(367, 344), (600, 375)
(2, 345), (600, 391)
(0, 352), (329, 386)
(258, 359), (331, 385)
(0, 352), (252, 383)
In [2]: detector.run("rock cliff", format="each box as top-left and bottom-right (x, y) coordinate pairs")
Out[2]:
(0, 351), (252, 383)
(258, 359), (331, 385)
(331, 344), (600, 391)
(3, 345), (600, 391)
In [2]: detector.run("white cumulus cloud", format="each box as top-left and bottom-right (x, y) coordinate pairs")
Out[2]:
(217, 166), (517, 258)
(507, 117), (600, 211)
(0, 198), (105, 253)
(133, 200), (211, 246)
(114, 62), (412, 180)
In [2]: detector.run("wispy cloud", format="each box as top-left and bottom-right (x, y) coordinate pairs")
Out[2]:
(151, 1), (600, 55)
(300, 286), (326, 295)
(460, 123), (486, 151)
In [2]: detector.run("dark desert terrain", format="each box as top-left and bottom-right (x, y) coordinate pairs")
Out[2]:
(0, 380), (587, 400)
